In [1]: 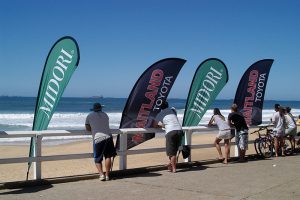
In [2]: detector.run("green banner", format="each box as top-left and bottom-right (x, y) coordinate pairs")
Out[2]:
(27, 36), (80, 179)
(183, 58), (228, 126)
(33, 36), (80, 130)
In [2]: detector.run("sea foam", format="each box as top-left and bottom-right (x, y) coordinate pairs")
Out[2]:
(1, 109), (299, 144)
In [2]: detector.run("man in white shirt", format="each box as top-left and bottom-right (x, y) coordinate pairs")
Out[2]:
(271, 103), (280, 125)
(85, 103), (116, 181)
(153, 101), (183, 173)
(271, 106), (286, 157)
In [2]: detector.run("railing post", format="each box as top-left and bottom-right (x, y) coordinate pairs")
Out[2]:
(184, 129), (192, 162)
(33, 135), (42, 180)
(119, 132), (127, 170)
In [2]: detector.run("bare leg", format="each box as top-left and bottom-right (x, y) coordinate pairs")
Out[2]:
(167, 156), (172, 171)
(291, 137), (296, 153)
(214, 138), (223, 159)
(170, 156), (176, 173)
(280, 137), (285, 156)
(95, 163), (104, 176)
(224, 139), (230, 164)
(105, 157), (112, 177)
(166, 161), (172, 171)
(274, 137), (279, 157)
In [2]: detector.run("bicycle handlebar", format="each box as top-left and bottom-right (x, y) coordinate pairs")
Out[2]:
(250, 125), (273, 135)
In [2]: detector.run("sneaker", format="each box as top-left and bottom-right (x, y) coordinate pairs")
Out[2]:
(99, 174), (105, 181)
(105, 176), (110, 181)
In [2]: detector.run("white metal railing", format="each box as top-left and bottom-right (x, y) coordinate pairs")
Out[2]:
(0, 126), (241, 180)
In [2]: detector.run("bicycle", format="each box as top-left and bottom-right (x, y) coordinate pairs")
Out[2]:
(251, 125), (293, 158)
(251, 125), (273, 158)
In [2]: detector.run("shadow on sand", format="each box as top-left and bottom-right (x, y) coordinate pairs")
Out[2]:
(0, 154), (277, 191)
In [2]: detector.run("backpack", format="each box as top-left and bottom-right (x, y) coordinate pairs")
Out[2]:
(178, 145), (191, 159)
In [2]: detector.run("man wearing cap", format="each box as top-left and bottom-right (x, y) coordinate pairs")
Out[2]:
(85, 103), (116, 181)
(153, 101), (183, 173)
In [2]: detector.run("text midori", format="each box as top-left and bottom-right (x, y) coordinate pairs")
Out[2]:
(190, 66), (223, 120)
(39, 48), (73, 118)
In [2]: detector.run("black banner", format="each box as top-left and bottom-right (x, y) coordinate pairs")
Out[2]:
(117, 58), (186, 149)
(234, 59), (274, 125)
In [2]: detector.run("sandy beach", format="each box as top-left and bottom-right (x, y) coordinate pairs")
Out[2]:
(0, 127), (298, 183)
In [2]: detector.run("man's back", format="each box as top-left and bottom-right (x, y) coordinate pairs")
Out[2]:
(155, 108), (182, 133)
(86, 111), (111, 137)
(228, 112), (248, 131)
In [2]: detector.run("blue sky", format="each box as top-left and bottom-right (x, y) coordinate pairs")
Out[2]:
(0, 0), (299, 100)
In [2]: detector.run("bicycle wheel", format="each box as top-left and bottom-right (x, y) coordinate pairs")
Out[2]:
(254, 138), (261, 156)
(284, 138), (293, 156)
(258, 138), (273, 158)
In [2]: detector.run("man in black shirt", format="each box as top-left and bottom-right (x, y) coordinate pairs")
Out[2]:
(228, 104), (249, 162)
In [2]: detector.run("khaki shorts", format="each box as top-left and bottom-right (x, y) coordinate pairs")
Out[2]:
(166, 130), (183, 156)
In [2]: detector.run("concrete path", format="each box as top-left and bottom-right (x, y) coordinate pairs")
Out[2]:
(1, 155), (299, 200)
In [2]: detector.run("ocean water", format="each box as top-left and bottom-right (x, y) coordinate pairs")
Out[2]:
(0, 97), (299, 144)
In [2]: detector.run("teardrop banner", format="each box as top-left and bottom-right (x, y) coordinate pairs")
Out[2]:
(117, 58), (186, 150)
(233, 59), (273, 125)
(181, 58), (229, 147)
(27, 36), (80, 179)
(183, 58), (229, 126)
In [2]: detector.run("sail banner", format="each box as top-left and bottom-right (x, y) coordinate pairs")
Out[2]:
(32, 36), (80, 130)
(27, 36), (80, 178)
(234, 59), (273, 125)
(183, 58), (229, 126)
(118, 58), (186, 149)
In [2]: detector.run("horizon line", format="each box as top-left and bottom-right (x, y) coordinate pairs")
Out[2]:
(0, 95), (299, 102)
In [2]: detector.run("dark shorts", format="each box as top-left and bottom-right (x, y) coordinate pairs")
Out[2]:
(94, 137), (117, 163)
(166, 130), (183, 156)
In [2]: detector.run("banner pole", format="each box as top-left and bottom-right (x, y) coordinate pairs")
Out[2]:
(119, 132), (127, 170)
(33, 135), (42, 180)
(184, 130), (192, 162)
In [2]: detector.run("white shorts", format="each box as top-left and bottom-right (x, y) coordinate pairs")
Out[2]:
(286, 127), (297, 136)
(217, 130), (232, 140)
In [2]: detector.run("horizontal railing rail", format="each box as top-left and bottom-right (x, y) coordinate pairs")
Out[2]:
(0, 125), (272, 180)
